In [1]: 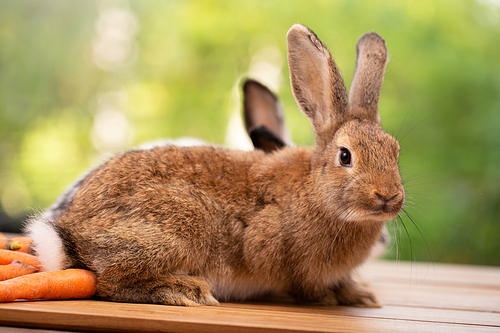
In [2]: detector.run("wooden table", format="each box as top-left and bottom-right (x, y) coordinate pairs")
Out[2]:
(0, 260), (498, 332)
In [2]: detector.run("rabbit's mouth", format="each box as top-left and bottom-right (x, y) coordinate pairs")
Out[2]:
(362, 187), (406, 221)
(365, 209), (401, 222)
(338, 207), (402, 223)
(338, 187), (405, 223)
(365, 198), (405, 222)
(339, 196), (404, 222)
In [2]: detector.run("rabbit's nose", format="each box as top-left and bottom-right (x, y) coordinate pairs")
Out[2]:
(375, 192), (398, 204)
(374, 189), (405, 215)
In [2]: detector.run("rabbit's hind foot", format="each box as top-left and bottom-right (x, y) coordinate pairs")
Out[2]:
(96, 267), (219, 306)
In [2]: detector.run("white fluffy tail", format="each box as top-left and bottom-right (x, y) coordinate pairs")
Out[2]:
(24, 214), (71, 272)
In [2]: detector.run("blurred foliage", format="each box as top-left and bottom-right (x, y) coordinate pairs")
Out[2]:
(0, 0), (499, 265)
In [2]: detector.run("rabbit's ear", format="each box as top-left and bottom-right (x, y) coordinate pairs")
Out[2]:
(349, 32), (388, 124)
(248, 125), (286, 153)
(286, 24), (348, 144)
(243, 79), (288, 146)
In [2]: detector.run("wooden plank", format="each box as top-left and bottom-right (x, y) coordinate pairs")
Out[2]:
(359, 260), (500, 288)
(225, 303), (500, 327)
(0, 327), (75, 333)
(0, 300), (498, 333)
(370, 280), (500, 312)
(0, 261), (499, 332)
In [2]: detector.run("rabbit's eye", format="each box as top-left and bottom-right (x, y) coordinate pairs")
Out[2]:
(339, 148), (351, 166)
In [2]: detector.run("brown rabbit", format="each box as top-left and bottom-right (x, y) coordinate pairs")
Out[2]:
(26, 24), (403, 307)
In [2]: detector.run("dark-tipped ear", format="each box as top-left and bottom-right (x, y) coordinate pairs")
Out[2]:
(248, 125), (286, 153)
(349, 32), (388, 124)
(286, 24), (348, 143)
(243, 79), (288, 147)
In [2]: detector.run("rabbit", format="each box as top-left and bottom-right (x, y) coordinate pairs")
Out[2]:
(25, 24), (404, 307)
(41, 76), (389, 272)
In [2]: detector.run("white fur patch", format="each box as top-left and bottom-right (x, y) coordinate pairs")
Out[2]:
(24, 215), (70, 272)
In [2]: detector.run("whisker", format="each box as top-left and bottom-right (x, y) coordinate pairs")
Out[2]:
(401, 208), (434, 249)
(395, 106), (412, 141)
(403, 173), (444, 183)
(402, 209), (435, 278)
(397, 214), (416, 262)
(398, 115), (430, 144)
(392, 217), (401, 263)
(349, 168), (370, 189)
(404, 182), (447, 188)
(404, 202), (436, 222)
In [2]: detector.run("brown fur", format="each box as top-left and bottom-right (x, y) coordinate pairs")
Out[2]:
(48, 25), (404, 307)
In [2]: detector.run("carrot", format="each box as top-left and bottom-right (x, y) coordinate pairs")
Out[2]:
(0, 237), (22, 251)
(0, 249), (43, 271)
(0, 269), (97, 302)
(0, 262), (38, 281)
(10, 236), (32, 253)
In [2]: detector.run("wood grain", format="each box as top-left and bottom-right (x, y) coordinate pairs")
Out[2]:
(360, 261), (500, 288)
(0, 260), (498, 333)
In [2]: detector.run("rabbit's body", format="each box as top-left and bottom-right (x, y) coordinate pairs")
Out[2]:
(27, 25), (404, 307)
(39, 142), (390, 304)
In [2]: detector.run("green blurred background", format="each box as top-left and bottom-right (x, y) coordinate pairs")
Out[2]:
(0, 0), (499, 265)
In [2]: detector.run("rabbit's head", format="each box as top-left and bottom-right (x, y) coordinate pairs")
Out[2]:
(287, 24), (404, 223)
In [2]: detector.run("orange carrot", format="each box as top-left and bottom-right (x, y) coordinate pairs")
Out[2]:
(0, 237), (22, 251)
(0, 269), (97, 302)
(10, 236), (32, 253)
(0, 262), (38, 281)
(0, 249), (43, 271)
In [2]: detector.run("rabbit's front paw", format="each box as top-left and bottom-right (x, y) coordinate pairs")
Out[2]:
(331, 277), (381, 308)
